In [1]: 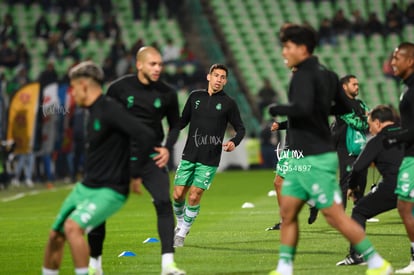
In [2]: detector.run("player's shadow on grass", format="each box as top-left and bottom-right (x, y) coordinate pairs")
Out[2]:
(306, 228), (405, 237)
(187, 241), (335, 256)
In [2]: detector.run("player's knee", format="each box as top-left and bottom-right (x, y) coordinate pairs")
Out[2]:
(64, 219), (83, 237)
(173, 185), (188, 201)
(154, 200), (173, 216)
(188, 193), (201, 205)
(49, 230), (65, 244)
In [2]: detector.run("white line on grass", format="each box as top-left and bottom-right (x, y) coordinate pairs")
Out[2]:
(2, 193), (25, 202)
(1, 184), (74, 203)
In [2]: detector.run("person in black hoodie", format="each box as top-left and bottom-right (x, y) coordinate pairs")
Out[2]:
(336, 105), (403, 266)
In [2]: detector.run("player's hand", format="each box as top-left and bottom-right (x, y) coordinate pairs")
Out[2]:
(346, 188), (353, 200)
(271, 122), (279, 131)
(223, 141), (235, 152)
(153, 146), (169, 168)
(347, 188), (358, 202)
(130, 177), (143, 195)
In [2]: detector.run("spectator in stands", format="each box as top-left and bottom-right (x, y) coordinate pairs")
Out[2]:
(11, 153), (34, 187)
(97, 0), (112, 16)
(44, 33), (64, 60)
(63, 31), (81, 61)
(35, 15), (51, 40)
(331, 9), (351, 36)
(116, 52), (135, 77)
(318, 18), (337, 45)
(75, 0), (96, 18)
(109, 36), (128, 64)
(15, 42), (31, 70)
(0, 39), (17, 68)
(38, 60), (58, 85)
(406, 2), (414, 24)
(146, 0), (161, 22)
(130, 38), (145, 57)
(102, 56), (116, 83)
(385, 2), (404, 34)
(257, 78), (278, 122)
(165, 0), (183, 19)
(364, 12), (384, 36)
(0, 13), (18, 44)
(162, 38), (180, 63)
(131, 0), (142, 21)
(78, 13), (103, 42)
(103, 14), (120, 39)
(38, 0), (52, 12)
(10, 65), (30, 91)
(55, 13), (72, 38)
(180, 42), (195, 62)
(350, 9), (365, 35)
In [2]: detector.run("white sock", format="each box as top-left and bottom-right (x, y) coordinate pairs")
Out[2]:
(161, 253), (174, 268)
(367, 253), (383, 269)
(177, 223), (191, 237)
(276, 260), (293, 275)
(176, 217), (183, 229)
(74, 267), (88, 275)
(42, 267), (59, 275)
(88, 256), (102, 268)
(410, 242), (414, 251)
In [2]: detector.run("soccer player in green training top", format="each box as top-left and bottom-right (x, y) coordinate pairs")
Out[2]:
(172, 64), (246, 247)
(41, 61), (159, 275)
(86, 46), (184, 275)
(267, 24), (392, 275)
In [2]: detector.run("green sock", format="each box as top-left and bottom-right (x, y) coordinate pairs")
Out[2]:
(354, 238), (376, 261)
(173, 201), (185, 218)
(279, 244), (296, 264)
(183, 204), (200, 225)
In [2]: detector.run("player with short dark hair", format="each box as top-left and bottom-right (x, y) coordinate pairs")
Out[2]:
(384, 42), (414, 274)
(86, 46), (184, 275)
(172, 63), (246, 247)
(336, 105), (403, 266)
(332, 74), (369, 208)
(267, 24), (392, 275)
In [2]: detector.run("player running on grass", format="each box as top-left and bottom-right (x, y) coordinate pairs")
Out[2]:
(267, 24), (392, 275)
(266, 121), (318, 231)
(172, 63), (245, 247)
(41, 61), (162, 275)
(86, 46), (184, 275)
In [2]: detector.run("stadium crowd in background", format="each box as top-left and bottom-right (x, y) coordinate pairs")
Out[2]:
(0, 0), (205, 188)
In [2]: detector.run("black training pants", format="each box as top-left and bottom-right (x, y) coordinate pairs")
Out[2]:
(349, 183), (397, 255)
(337, 147), (368, 209)
(88, 160), (175, 257)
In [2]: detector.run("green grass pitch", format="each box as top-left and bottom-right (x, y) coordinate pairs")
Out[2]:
(0, 169), (408, 274)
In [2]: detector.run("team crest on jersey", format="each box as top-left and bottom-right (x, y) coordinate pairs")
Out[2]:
(127, 96), (134, 108)
(153, 98), (161, 108)
(94, 119), (101, 131)
(195, 100), (200, 109)
(216, 103), (222, 110)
